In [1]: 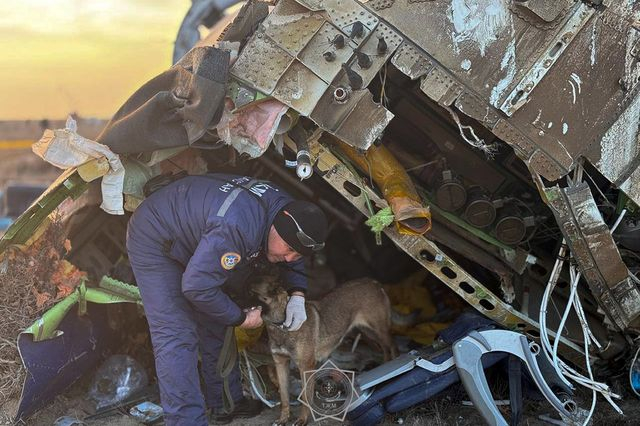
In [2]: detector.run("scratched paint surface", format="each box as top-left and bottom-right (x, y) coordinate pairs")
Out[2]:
(490, 38), (516, 107)
(598, 92), (640, 182)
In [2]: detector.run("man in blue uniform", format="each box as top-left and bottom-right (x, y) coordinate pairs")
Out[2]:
(126, 173), (329, 425)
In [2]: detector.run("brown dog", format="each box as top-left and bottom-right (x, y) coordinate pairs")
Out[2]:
(251, 275), (397, 425)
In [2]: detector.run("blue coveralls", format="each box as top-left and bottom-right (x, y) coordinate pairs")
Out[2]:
(126, 174), (307, 426)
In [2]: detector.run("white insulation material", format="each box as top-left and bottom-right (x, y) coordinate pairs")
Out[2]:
(449, 0), (510, 57)
(490, 38), (516, 106)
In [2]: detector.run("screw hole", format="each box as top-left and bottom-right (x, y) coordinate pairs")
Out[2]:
(529, 342), (540, 355)
(526, 329), (540, 339)
(479, 299), (495, 310)
(419, 250), (435, 262)
(441, 267), (457, 279)
(343, 181), (361, 197)
(459, 281), (475, 294)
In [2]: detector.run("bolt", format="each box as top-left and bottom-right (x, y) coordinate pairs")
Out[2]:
(351, 21), (364, 39)
(331, 34), (345, 49)
(323, 51), (336, 62)
(333, 86), (349, 102)
(356, 51), (372, 69)
(435, 253), (445, 264)
(377, 36), (388, 54)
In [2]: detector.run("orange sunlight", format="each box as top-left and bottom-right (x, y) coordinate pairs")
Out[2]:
(0, 0), (190, 120)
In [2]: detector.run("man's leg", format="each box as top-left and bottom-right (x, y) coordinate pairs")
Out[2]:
(129, 254), (208, 426)
(197, 314), (243, 412)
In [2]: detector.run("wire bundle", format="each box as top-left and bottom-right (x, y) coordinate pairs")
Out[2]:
(539, 242), (625, 424)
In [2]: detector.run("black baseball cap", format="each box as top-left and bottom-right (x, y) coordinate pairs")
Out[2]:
(273, 201), (328, 256)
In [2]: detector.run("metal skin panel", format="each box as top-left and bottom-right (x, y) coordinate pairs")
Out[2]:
(310, 87), (370, 132)
(374, 0), (584, 106)
(420, 65), (465, 107)
(505, 5), (635, 184)
(345, 21), (403, 88)
(262, 0), (326, 57)
(272, 60), (330, 116)
(513, 0), (574, 23)
(230, 31), (295, 94)
(298, 21), (358, 84)
(332, 89), (394, 148)
(499, 3), (595, 116)
(230, 0), (395, 150)
(391, 41), (434, 80)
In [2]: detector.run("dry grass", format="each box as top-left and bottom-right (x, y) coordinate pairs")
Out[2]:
(0, 215), (84, 404)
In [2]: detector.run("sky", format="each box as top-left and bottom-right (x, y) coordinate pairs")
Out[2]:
(0, 0), (191, 120)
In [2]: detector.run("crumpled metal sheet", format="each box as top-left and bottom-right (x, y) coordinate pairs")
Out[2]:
(230, 0), (396, 150)
(311, 88), (394, 149)
(371, 0), (640, 203)
(545, 183), (640, 329)
(97, 46), (229, 154)
(391, 41), (433, 80)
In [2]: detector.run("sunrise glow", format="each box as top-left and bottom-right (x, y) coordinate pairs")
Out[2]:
(0, 0), (190, 120)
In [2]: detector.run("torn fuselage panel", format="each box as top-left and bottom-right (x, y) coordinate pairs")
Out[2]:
(230, 0), (396, 150)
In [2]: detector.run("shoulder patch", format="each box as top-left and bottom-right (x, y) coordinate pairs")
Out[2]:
(221, 252), (241, 270)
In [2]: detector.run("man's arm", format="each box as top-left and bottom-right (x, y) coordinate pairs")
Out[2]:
(182, 223), (246, 326)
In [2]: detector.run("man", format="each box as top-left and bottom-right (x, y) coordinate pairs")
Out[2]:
(126, 173), (329, 425)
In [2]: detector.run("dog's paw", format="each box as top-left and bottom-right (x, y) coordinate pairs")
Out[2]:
(292, 418), (308, 426)
(272, 417), (288, 426)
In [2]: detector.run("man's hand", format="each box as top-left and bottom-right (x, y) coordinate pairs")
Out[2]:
(239, 306), (263, 329)
(283, 293), (306, 331)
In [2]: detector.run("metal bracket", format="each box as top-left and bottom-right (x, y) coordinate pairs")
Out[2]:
(454, 330), (578, 425)
(545, 183), (640, 329)
(499, 3), (595, 116)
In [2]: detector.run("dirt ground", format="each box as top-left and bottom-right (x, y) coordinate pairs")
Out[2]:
(9, 375), (640, 426)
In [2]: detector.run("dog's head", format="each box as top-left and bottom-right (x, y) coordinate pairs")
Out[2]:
(249, 273), (289, 324)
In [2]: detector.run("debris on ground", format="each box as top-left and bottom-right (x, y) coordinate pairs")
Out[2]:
(0, 215), (85, 404)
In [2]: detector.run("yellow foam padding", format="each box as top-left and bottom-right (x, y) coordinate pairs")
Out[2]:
(332, 137), (431, 235)
(235, 324), (264, 352)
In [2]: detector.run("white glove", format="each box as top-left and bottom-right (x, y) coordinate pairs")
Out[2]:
(283, 295), (307, 331)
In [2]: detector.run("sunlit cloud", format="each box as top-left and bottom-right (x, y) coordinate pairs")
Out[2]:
(0, 0), (191, 120)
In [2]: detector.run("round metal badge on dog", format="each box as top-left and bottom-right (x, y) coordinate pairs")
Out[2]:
(220, 252), (241, 270)
(298, 359), (359, 422)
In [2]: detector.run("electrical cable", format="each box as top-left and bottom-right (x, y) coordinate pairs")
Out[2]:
(611, 208), (627, 233)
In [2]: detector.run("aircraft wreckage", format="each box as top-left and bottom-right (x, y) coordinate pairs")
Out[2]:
(3, 0), (640, 424)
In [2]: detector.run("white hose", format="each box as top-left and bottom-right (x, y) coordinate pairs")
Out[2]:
(539, 248), (623, 424)
(611, 208), (627, 234)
